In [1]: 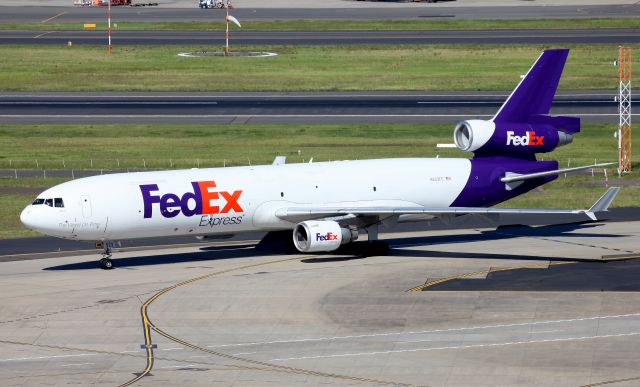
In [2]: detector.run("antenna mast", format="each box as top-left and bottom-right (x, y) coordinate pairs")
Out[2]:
(618, 46), (632, 174)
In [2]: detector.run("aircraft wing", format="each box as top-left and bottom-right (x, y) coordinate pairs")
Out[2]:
(275, 187), (620, 223)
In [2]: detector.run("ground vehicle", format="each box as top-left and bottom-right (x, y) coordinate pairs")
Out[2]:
(199, 0), (227, 8)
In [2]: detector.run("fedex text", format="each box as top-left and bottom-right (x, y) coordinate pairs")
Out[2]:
(506, 131), (544, 146)
(140, 181), (243, 219)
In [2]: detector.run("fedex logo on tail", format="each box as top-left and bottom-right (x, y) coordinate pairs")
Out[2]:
(140, 181), (243, 219)
(506, 131), (544, 146)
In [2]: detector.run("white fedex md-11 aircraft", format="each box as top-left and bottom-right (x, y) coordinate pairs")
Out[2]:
(21, 49), (619, 269)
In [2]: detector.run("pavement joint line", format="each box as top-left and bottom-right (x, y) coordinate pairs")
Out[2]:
(267, 332), (640, 362)
(121, 255), (418, 387)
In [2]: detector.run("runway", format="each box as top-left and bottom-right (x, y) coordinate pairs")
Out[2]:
(1, 219), (639, 386)
(0, 91), (628, 124)
(1, 4), (639, 23)
(3, 28), (640, 45)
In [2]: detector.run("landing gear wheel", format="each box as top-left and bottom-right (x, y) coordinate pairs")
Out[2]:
(100, 258), (113, 270)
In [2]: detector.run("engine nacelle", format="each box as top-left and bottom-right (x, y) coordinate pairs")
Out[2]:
(453, 119), (574, 156)
(292, 220), (358, 253)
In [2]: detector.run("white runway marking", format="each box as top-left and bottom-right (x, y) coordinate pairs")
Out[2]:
(207, 312), (640, 349)
(0, 113), (635, 119)
(0, 101), (218, 105)
(161, 347), (184, 351)
(157, 364), (195, 369)
(60, 362), (94, 367)
(0, 353), (97, 362)
(0, 93), (627, 99)
(269, 332), (640, 362)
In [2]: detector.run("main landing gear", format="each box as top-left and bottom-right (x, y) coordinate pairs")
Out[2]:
(97, 241), (115, 270)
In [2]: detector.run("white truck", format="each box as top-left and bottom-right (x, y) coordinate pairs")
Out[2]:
(199, 0), (225, 8)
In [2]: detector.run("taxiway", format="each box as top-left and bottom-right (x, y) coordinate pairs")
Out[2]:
(0, 91), (630, 125)
(0, 220), (639, 386)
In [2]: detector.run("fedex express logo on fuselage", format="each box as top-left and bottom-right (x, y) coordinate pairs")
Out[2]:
(140, 181), (243, 219)
(506, 131), (544, 146)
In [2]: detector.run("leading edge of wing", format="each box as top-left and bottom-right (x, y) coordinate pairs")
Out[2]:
(275, 187), (620, 223)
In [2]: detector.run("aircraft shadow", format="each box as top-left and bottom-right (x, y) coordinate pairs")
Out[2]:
(42, 223), (623, 270)
(387, 222), (622, 250)
(43, 244), (267, 271)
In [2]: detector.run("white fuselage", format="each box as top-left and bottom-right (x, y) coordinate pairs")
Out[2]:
(20, 158), (471, 241)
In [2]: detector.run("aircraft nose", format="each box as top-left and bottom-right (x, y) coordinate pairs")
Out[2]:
(20, 206), (35, 230)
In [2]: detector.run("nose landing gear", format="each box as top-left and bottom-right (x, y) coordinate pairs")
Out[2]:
(97, 241), (115, 270)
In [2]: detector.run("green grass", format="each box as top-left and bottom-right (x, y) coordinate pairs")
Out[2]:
(1, 123), (637, 239)
(0, 44), (631, 92)
(2, 18), (640, 31)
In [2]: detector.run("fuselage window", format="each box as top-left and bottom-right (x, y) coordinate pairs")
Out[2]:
(32, 198), (45, 205)
(54, 198), (64, 208)
(44, 199), (53, 207)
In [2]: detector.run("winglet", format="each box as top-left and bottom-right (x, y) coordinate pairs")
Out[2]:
(585, 187), (620, 221)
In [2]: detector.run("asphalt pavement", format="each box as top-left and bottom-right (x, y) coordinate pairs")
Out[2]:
(0, 91), (626, 124)
(1, 4), (639, 22)
(2, 28), (640, 45)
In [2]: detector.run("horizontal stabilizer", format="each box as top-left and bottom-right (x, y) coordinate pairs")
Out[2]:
(529, 114), (581, 134)
(501, 162), (616, 184)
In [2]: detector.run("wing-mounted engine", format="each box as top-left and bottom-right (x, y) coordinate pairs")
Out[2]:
(453, 118), (577, 157)
(292, 220), (358, 253)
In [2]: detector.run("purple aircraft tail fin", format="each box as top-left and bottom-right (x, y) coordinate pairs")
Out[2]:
(492, 49), (570, 125)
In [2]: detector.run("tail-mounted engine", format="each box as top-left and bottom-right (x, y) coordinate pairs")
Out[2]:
(293, 220), (358, 253)
(453, 117), (578, 157)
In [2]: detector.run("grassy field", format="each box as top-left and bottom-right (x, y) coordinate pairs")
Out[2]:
(1, 18), (639, 31)
(0, 44), (628, 91)
(1, 123), (637, 239)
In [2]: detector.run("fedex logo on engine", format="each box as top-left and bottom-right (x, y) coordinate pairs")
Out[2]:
(316, 232), (339, 242)
(140, 181), (243, 219)
(506, 131), (544, 146)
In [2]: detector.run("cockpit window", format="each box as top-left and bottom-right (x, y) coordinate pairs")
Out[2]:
(44, 199), (53, 207)
(54, 198), (64, 208)
(32, 198), (45, 205)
